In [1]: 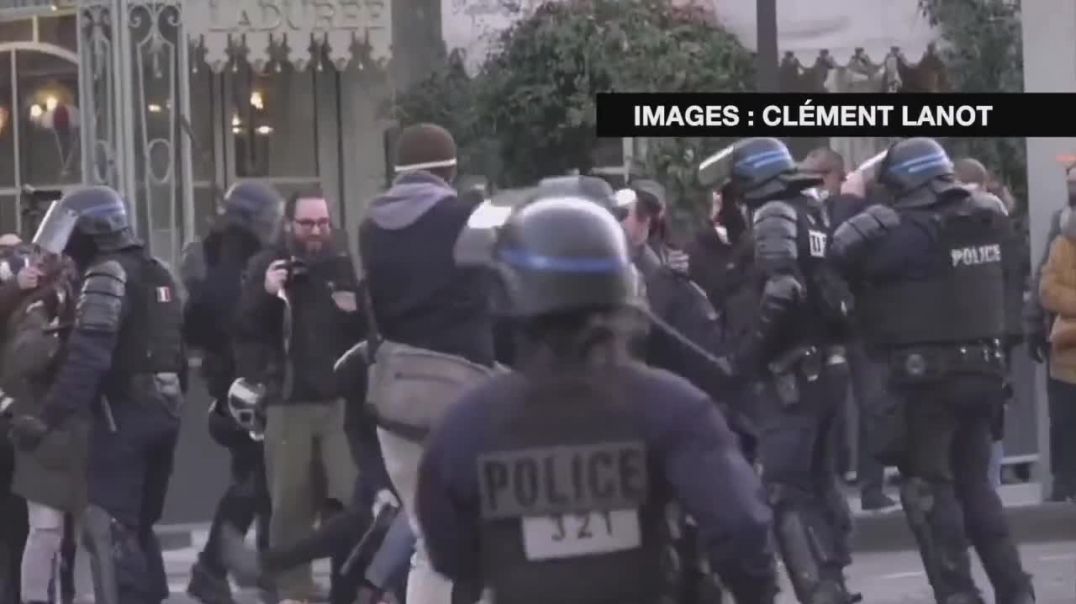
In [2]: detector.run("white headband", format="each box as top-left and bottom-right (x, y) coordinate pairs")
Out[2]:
(614, 188), (637, 208)
(394, 158), (458, 173)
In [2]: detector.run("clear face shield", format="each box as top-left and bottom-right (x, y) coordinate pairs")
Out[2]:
(31, 200), (79, 256)
(452, 188), (536, 268)
(856, 149), (888, 183)
(697, 144), (736, 191)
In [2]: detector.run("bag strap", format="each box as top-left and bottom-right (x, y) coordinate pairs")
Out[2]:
(358, 252), (383, 359)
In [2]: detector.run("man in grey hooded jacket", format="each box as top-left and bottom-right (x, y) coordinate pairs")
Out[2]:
(358, 123), (495, 604)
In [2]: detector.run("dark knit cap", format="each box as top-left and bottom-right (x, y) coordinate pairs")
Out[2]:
(394, 123), (458, 174)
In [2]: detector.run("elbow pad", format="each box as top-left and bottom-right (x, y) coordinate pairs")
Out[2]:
(829, 204), (900, 263)
(752, 201), (798, 274)
(75, 260), (126, 334)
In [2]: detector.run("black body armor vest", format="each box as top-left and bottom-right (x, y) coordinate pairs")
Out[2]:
(751, 197), (851, 353)
(858, 208), (1007, 348)
(476, 367), (665, 604)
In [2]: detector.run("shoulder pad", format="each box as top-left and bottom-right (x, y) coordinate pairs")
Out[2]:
(753, 200), (798, 224)
(76, 260), (127, 334)
(753, 201), (799, 268)
(86, 259), (127, 282)
(830, 205), (900, 261)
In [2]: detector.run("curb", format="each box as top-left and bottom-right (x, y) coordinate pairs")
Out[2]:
(156, 522), (204, 551)
(851, 501), (1076, 552)
(156, 503), (1076, 553)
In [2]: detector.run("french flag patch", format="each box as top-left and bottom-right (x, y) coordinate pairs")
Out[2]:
(156, 287), (173, 303)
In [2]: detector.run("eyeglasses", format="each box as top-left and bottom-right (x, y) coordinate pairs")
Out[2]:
(294, 218), (331, 230)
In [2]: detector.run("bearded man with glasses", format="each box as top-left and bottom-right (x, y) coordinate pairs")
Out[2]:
(234, 191), (365, 603)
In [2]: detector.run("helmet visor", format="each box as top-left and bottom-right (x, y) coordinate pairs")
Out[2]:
(854, 149), (889, 184)
(31, 200), (79, 256)
(697, 144), (735, 189)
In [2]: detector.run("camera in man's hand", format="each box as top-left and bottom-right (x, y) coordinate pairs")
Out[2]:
(283, 257), (308, 283)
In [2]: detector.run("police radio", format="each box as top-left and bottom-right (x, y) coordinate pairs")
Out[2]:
(226, 378), (267, 440)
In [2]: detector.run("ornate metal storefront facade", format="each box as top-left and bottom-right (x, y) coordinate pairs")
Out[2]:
(0, 0), (393, 268)
(78, 0), (192, 266)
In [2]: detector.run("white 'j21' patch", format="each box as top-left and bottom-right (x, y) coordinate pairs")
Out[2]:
(808, 230), (828, 258)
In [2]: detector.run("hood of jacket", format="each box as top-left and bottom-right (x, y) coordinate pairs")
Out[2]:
(367, 171), (457, 230)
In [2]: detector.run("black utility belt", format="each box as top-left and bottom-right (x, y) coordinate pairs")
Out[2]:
(767, 344), (848, 381)
(889, 344), (1004, 383)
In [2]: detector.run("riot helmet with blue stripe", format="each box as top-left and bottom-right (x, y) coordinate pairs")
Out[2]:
(32, 185), (137, 258)
(496, 197), (634, 318)
(697, 137), (820, 207)
(877, 137), (963, 208)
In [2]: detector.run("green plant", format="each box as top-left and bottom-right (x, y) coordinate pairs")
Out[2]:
(478, 0), (754, 188)
(392, 50), (501, 179)
(395, 0), (754, 206)
(919, 0), (1027, 212)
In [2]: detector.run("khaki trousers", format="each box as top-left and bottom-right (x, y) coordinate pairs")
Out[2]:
(265, 400), (358, 599)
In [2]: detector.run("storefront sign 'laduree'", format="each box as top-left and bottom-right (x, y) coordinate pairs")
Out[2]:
(205, 0), (380, 33)
(186, 0), (392, 73)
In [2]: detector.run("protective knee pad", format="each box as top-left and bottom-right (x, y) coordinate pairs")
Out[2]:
(769, 484), (851, 603)
(768, 484), (841, 566)
(899, 478), (980, 601)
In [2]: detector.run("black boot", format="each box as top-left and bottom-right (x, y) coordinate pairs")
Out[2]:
(186, 559), (236, 604)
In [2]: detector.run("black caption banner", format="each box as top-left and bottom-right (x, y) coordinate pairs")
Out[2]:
(595, 93), (1076, 138)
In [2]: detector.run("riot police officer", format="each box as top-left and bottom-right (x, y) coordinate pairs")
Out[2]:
(697, 138), (857, 604)
(828, 138), (1034, 604)
(12, 186), (186, 604)
(179, 181), (282, 603)
(415, 192), (778, 604)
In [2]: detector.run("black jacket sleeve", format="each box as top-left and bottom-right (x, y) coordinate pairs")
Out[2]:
(233, 250), (285, 381)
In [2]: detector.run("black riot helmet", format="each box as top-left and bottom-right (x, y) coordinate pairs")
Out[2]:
(32, 185), (136, 257)
(455, 194), (634, 318)
(697, 137), (820, 207)
(876, 138), (963, 208)
(222, 181), (284, 245)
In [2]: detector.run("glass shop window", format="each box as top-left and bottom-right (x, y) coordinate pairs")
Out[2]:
(16, 50), (82, 186)
(229, 63), (319, 179)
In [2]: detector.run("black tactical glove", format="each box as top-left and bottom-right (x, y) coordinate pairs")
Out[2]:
(8, 414), (48, 451)
(1028, 330), (1048, 364)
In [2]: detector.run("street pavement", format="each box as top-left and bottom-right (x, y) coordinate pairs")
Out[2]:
(62, 530), (1074, 603)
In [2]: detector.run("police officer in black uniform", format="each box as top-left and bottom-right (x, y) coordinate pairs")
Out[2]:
(180, 181), (282, 603)
(828, 138), (1034, 604)
(697, 138), (857, 604)
(11, 186), (186, 604)
(414, 191), (777, 604)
